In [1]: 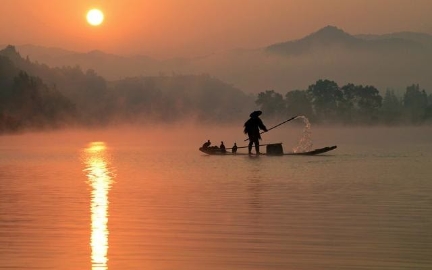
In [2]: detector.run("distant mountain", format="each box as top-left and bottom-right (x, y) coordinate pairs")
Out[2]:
(3, 44), (159, 79)
(190, 26), (432, 93)
(3, 25), (432, 94)
(265, 25), (425, 55)
(355, 31), (432, 47)
(266, 25), (360, 55)
(0, 45), (255, 132)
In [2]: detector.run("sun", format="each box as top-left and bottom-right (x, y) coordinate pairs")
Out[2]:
(86, 9), (104, 26)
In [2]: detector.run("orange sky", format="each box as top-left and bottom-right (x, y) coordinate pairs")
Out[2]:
(1, 0), (431, 59)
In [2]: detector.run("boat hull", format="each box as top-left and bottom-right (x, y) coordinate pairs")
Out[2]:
(199, 145), (337, 156)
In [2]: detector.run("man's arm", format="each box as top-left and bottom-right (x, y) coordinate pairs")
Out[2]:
(258, 119), (268, 132)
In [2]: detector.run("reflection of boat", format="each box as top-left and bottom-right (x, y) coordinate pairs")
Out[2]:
(199, 143), (337, 156)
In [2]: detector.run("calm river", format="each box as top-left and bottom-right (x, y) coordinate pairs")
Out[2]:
(0, 126), (431, 269)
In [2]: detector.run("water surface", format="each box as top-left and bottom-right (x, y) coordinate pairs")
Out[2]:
(1, 127), (431, 269)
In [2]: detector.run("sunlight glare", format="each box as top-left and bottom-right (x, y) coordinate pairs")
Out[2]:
(84, 142), (114, 270)
(87, 9), (104, 26)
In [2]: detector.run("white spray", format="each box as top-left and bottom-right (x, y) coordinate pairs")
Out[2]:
(293, 115), (313, 153)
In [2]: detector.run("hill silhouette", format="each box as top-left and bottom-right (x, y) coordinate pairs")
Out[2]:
(0, 46), (255, 134)
(1, 44), (431, 132)
(265, 25), (429, 56)
(266, 25), (360, 55)
(2, 25), (432, 94)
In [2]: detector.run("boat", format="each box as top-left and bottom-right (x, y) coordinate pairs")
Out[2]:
(199, 143), (337, 156)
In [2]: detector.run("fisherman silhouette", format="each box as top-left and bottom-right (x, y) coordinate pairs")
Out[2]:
(220, 141), (226, 153)
(232, 143), (237, 154)
(244, 111), (268, 155)
(202, 140), (211, 149)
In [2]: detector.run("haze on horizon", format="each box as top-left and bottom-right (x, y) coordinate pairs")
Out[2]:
(1, 0), (431, 59)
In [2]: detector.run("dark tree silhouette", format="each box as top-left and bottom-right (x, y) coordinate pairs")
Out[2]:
(307, 79), (342, 122)
(0, 71), (76, 132)
(2, 45), (432, 132)
(355, 85), (382, 123)
(255, 90), (285, 119)
(403, 84), (428, 123)
(284, 90), (314, 119)
(381, 89), (403, 124)
(339, 83), (357, 123)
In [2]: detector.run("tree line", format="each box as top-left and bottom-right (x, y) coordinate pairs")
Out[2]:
(0, 46), (254, 133)
(256, 79), (432, 125)
(1, 45), (432, 134)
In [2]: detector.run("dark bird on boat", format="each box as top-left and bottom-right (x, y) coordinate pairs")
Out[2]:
(232, 143), (237, 154)
(220, 141), (226, 153)
(202, 140), (211, 148)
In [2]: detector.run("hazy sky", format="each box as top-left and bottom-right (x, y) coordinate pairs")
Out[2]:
(1, 0), (431, 59)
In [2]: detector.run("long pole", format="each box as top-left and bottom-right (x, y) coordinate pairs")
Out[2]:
(244, 115), (298, 141)
(226, 143), (282, 150)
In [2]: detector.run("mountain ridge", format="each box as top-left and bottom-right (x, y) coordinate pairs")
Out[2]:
(2, 25), (432, 93)
(265, 25), (428, 55)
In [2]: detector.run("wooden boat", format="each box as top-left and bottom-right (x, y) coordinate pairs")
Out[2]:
(199, 143), (337, 156)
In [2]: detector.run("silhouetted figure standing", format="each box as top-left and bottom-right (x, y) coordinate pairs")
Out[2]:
(232, 143), (238, 154)
(202, 140), (211, 149)
(220, 141), (226, 153)
(244, 111), (268, 155)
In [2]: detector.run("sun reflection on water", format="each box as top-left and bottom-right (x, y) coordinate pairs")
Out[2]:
(83, 142), (114, 270)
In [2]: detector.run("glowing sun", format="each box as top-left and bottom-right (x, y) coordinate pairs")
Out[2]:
(86, 9), (104, 26)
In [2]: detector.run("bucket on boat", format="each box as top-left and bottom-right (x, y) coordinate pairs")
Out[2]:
(266, 143), (283, 156)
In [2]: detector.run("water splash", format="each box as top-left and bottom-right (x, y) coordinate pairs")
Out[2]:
(293, 115), (313, 153)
